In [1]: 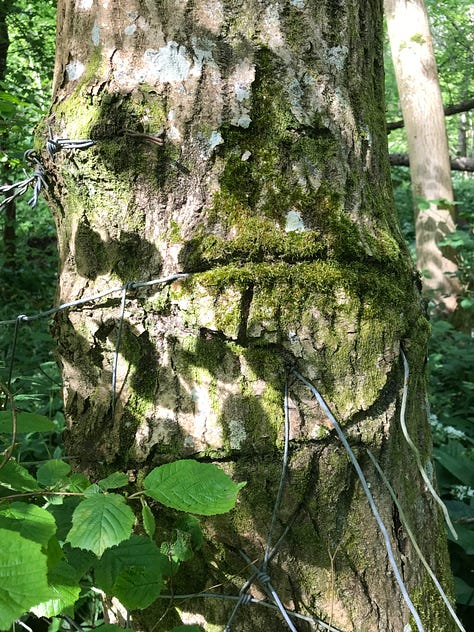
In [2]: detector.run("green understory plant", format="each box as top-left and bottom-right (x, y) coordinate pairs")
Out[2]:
(0, 408), (245, 631)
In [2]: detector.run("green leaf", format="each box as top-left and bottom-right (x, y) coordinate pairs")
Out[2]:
(62, 544), (96, 577)
(66, 493), (135, 557)
(31, 560), (81, 618)
(454, 576), (474, 606)
(448, 523), (474, 555)
(46, 536), (64, 571)
(37, 460), (71, 487)
(66, 473), (91, 493)
(171, 627), (202, 631)
(94, 535), (169, 609)
(0, 502), (56, 546)
(0, 411), (55, 434)
(143, 460), (246, 515)
(162, 530), (194, 562)
(84, 483), (102, 497)
(47, 496), (83, 540)
(98, 472), (129, 490)
(0, 459), (40, 492)
(0, 528), (51, 630)
(434, 447), (474, 487)
(141, 500), (156, 538)
(176, 515), (203, 551)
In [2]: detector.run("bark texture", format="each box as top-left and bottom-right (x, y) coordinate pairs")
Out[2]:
(385, 0), (461, 313)
(45, 1), (455, 630)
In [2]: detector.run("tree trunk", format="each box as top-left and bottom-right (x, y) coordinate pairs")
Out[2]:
(45, 1), (455, 630)
(385, 0), (461, 314)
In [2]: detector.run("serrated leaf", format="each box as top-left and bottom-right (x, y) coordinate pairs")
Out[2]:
(0, 459), (40, 492)
(31, 560), (81, 618)
(0, 502), (56, 546)
(94, 535), (169, 609)
(98, 472), (129, 490)
(0, 411), (55, 434)
(0, 528), (51, 629)
(66, 473), (91, 493)
(143, 460), (246, 515)
(66, 494), (135, 557)
(37, 460), (71, 487)
(84, 483), (102, 497)
(141, 500), (156, 538)
(171, 626), (202, 631)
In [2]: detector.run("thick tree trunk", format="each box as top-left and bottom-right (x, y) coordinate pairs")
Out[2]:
(45, 1), (455, 630)
(385, 0), (461, 314)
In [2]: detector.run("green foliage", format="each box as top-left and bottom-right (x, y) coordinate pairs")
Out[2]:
(428, 319), (474, 613)
(0, 446), (244, 629)
(0, 528), (51, 629)
(143, 459), (246, 515)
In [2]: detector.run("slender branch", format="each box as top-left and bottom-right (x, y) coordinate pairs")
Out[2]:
(387, 98), (474, 131)
(389, 153), (474, 173)
(0, 490), (84, 503)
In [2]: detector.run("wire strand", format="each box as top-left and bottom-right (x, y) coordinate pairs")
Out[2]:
(291, 369), (425, 632)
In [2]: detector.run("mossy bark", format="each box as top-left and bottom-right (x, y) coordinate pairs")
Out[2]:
(45, 1), (455, 630)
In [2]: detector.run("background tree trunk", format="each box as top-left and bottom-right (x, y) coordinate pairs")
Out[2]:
(385, 0), (461, 314)
(45, 1), (455, 630)
(0, 1), (16, 270)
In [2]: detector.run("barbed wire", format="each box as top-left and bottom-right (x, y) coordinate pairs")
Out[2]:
(1, 276), (462, 629)
(0, 127), (95, 213)
(0, 130), (462, 631)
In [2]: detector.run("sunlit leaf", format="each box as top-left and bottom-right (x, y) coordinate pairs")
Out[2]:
(0, 502), (56, 546)
(0, 528), (50, 630)
(66, 494), (135, 557)
(31, 560), (81, 617)
(141, 500), (156, 538)
(98, 472), (129, 491)
(143, 460), (245, 515)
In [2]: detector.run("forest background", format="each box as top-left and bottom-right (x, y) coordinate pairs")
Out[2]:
(0, 0), (472, 630)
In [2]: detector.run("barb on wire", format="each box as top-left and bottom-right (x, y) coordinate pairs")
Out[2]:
(291, 369), (425, 632)
(156, 592), (343, 631)
(367, 449), (466, 632)
(46, 125), (95, 158)
(400, 349), (457, 540)
(0, 150), (48, 211)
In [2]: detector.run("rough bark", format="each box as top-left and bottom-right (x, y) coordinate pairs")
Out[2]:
(44, 1), (455, 630)
(385, 0), (461, 314)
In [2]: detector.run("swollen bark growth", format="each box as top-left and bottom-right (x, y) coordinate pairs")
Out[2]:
(45, 1), (455, 630)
